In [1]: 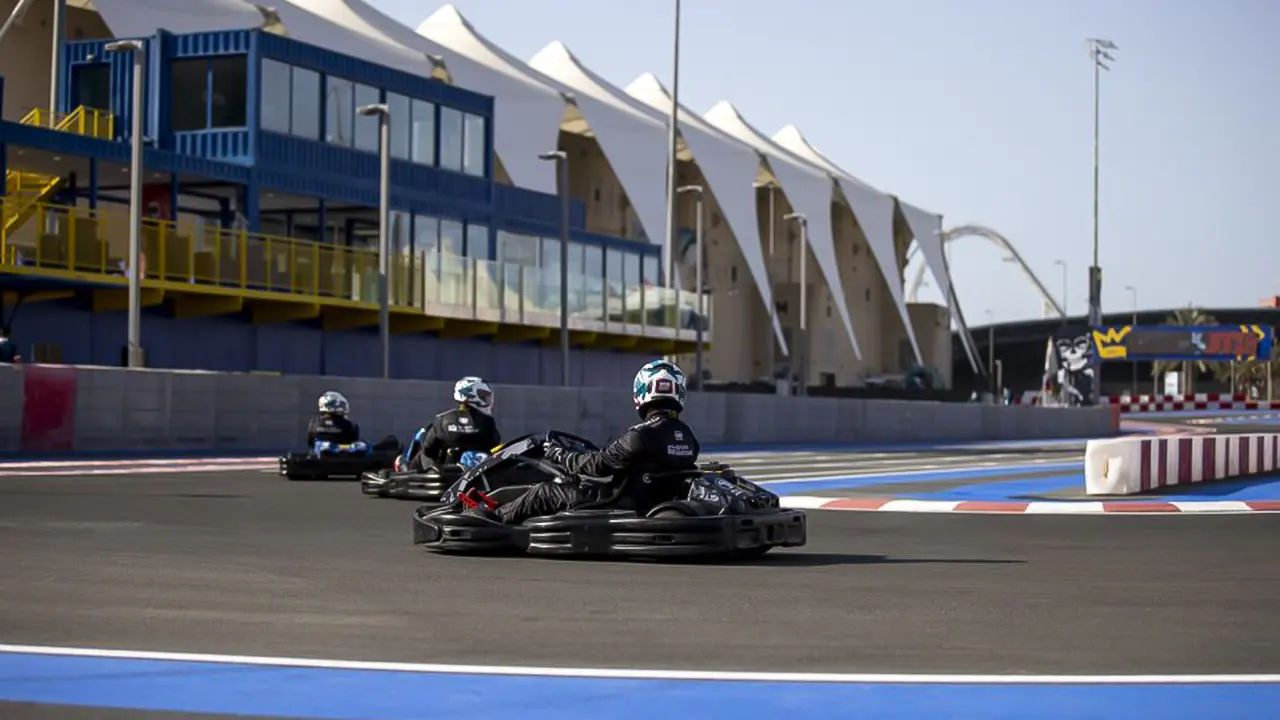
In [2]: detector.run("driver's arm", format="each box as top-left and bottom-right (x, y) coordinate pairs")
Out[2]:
(554, 430), (643, 478)
(305, 416), (320, 446)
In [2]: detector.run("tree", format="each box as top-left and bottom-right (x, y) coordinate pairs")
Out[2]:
(1149, 306), (1226, 394)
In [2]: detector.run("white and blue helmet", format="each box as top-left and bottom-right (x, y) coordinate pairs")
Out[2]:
(632, 360), (687, 416)
(454, 376), (494, 414)
(318, 391), (350, 416)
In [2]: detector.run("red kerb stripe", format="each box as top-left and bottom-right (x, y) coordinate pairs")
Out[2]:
(1157, 439), (1170, 488)
(1177, 438), (1192, 486)
(955, 501), (1031, 513)
(1240, 436), (1252, 474)
(1139, 439), (1152, 491)
(1202, 438), (1217, 481)
(1104, 502), (1180, 513)
(824, 498), (892, 510)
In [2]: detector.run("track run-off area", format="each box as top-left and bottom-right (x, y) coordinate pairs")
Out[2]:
(1, 413), (1279, 718)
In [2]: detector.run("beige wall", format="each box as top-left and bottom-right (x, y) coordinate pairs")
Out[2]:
(0, 0), (110, 122)
(908, 302), (954, 388)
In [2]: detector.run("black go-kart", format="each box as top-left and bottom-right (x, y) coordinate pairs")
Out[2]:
(411, 430), (807, 560)
(278, 435), (401, 481)
(361, 448), (494, 501)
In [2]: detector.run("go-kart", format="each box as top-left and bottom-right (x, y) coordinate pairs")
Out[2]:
(361, 448), (491, 501)
(411, 430), (807, 560)
(278, 435), (401, 481)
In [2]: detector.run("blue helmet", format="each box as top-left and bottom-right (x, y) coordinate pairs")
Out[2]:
(632, 360), (687, 416)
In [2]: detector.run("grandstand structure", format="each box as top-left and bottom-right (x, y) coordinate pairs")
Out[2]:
(0, 0), (965, 388)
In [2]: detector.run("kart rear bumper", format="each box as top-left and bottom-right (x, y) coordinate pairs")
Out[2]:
(361, 470), (457, 500)
(412, 507), (807, 558)
(278, 451), (396, 480)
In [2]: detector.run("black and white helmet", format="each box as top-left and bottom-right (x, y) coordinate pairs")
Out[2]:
(318, 391), (350, 416)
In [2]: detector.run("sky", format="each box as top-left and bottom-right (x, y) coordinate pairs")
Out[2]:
(374, 0), (1279, 324)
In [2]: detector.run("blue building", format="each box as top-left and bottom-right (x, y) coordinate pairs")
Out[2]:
(0, 26), (703, 386)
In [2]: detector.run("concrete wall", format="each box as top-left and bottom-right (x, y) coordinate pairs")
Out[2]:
(0, 363), (1117, 454)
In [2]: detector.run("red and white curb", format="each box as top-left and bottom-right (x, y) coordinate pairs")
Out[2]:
(779, 495), (1280, 515)
(0, 457), (275, 476)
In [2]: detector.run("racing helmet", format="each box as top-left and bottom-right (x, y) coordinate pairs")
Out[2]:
(318, 391), (350, 416)
(454, 376), (494, 414)
(632, 360), (687, 417)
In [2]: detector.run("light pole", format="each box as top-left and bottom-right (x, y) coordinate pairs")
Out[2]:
(1054, 259), (1067, 316)
(1125, 284), (1138, 396)
(106, 39), (145, 368)
(1087, 37), (1118, 404)
(678, 185), (704, 390)
(358, 103), (391, 379)
(539, 150), (571, 387)
(49, 0), (65, 116)
(783, 212), (808, 396)
(985, 309), (996, 397)
(662, 0), (682, 300)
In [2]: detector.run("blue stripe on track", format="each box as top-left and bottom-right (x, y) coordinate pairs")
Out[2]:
(0, 653), (1276, 720)
(756, 462), (1082, 494)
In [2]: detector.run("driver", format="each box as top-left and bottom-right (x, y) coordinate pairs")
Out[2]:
(307, 391), (360, 446)
(400, 376), (501, 471)
(467, 360), (699, 524)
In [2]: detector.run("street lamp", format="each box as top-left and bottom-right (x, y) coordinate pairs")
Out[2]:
(1125, 284), (1138, 396)
(1087, 37), (1118, 403)
(677, 185), (704, 390)
(783, 212), (808, 396)
(105, 39), (145, 369)
(539, 150), (571, 387)
(357, 103), (391, 379)
(985, 309), (996, 396)
(662, 0), (683, 296)
(1054, 259), (1067, 316)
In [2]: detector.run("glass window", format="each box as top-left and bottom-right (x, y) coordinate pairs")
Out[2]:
(353, 84), (379, 152)
(170, 59), (207, 132)
(414, 214), (439, 254)
(605, 248), (624, 294)
(390, 211), (410, 255)
(209, 55), (247, 128)
(583, 244), (602, 279)
(411, 99), (435, 165)
(260, 59), (291, 133)
(289, 66), (320, 139)
(465, 223), (489, 259)
(462, 112), (486, 177)
(73, 63), (110, 112)
(540, 237), (562, 269)
(499, 232), (538, 266)
(566, 242), (585, 275)
(642, 254), (659, 286)
(325, 76), (353, 147)
(624, 252), (641, 290)
(387, 93), (410, 160)
(439, 219), (464, 256)
(439, 107), (463, 172)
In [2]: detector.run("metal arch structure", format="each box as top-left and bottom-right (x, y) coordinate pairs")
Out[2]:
(907, 224), (1066, 319)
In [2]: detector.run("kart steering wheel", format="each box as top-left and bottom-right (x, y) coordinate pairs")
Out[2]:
(544, 430), (598, 453)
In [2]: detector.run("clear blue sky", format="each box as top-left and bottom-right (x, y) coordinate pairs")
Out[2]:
(374, 0), (1278, 324)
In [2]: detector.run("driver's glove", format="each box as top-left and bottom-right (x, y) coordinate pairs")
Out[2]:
(542, 441), (569, 466)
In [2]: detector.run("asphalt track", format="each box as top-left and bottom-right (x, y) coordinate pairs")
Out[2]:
(2, 430), (1279, 717)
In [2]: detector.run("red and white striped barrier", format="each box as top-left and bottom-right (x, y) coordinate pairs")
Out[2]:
(1085, 433), (1280, 495)
(1013, 391), (1275, 413)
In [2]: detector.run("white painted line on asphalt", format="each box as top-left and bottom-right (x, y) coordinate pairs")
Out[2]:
(0, 644), (1275, 684)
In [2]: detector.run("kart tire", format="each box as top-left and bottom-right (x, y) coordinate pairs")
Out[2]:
(649, 508), (690, 519)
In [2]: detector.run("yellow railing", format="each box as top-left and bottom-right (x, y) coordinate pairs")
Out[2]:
(0, 200), (710, 336)
(19, 105), (115, 140)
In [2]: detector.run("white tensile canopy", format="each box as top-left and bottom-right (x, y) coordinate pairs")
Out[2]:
(897, 200), (952, 310)
(703, 101), (862, 361)
(772, 124), (922, 366)
(624, 72), (787, 357)
(527, 41), (668, 247)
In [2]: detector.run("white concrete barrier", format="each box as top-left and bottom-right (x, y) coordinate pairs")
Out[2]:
(1086, 433), (1280, 495)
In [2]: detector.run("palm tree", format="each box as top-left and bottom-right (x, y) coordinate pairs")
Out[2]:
(1150, 306), (1226, 394)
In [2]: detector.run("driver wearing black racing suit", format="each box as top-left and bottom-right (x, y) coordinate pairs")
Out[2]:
(307, 391), (361, 446)
(400, 376), (501, 471)
(470, 360), (699, 525)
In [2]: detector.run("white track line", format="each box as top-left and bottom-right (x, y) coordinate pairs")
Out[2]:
(0, 644), (1274, 684)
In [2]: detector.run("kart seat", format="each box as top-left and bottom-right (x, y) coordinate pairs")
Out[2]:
(485, 485), (534, 506)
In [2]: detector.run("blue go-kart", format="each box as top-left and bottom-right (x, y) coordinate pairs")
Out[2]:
(278, 435), (401, 481)
(361, 440), (493, 501)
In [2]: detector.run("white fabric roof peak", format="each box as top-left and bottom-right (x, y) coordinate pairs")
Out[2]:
(529, 41), (669, 247)
(771, 124), (921, 365)
(624, 73), (787, 357)
(703, 101), (862, 361)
